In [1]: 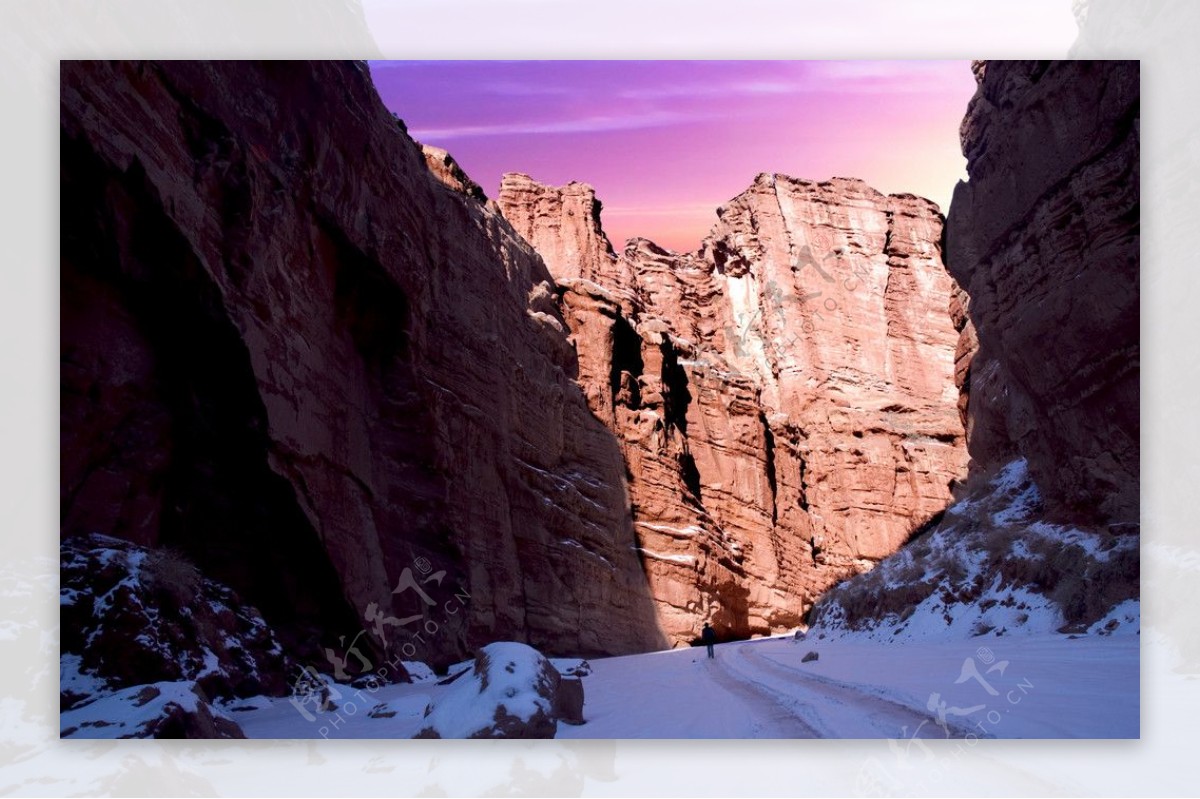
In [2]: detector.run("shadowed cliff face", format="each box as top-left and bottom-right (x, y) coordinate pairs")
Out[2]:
(498, 172), (968, 645)
(946, 60), (1139, 527)
(60, 60), (667, 667)
(61, 132), (364, 666)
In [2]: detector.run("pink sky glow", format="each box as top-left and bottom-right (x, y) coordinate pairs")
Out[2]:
(369, 61), (978, 253)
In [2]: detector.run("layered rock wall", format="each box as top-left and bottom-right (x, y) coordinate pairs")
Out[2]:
(810, 59), (1140, 638)
(945, 60), (1139, 525)
(499, 173), (967, 644)
(496, 173), (630, 287)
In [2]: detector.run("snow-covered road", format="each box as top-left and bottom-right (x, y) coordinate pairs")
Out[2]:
(557, 636), (1011, 739)
(722, 643), (973, 738)
(233, 630), (1138, 739)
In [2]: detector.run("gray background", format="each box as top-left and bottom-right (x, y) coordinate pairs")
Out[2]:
(1, 0), (1190, 794)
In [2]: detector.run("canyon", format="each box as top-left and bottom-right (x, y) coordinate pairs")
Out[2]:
(59, 58), (1138, 704)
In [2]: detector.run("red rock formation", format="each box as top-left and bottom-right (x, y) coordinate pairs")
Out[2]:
(497, 173), (632, 289)
(948, 282), (976, 430)
(421, 144), (486, 202)
(499, 172), (967, 646)
(945, 60), (1139, 525)
(60, 60), (666, 667)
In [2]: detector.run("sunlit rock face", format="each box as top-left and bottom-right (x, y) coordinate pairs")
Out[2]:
(808, 60), (1140, 641)
(501, 172), (967, 645)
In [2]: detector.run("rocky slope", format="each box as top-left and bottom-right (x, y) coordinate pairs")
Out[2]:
(61, 60), (666, 670)
(60, 533), (300, 738)
(811, 457), (1139, 638)
(61, 534), (298, 702)
(499, 172), (967, 643)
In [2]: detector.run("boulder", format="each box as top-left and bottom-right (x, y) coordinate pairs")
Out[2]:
(553, 677), (586, 726)
(415, 642), (565, 738)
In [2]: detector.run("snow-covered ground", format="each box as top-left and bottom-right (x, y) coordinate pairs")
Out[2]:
(233, 623), (1138, 739)
(60, 458), (1139, 741)
(226, 457), (1139, 740)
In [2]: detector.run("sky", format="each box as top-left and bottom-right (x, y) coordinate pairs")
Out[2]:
(368, 61), (979, 252)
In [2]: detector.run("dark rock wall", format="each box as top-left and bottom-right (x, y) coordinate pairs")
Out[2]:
(945, 60), (1139, 526)
(61, 60), (665, 666)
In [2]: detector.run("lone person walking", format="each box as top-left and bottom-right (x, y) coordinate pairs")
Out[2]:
(702, 622), (717, 659)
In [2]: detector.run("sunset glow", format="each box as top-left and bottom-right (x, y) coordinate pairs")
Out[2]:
(369, 61), (977, 252)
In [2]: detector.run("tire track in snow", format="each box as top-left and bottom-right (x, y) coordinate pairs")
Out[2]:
(699, 650), (822, 738)
(732, 645), (978, 739)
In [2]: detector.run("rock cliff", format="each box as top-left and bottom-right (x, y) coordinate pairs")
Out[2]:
(945, 60), (1139, 526)
(61, 60), (975, 669)
(499, 172), (967, 644)
(421, 144), (486, 202)
(61, 60), (665, 669)
(496, 173), (629, 287)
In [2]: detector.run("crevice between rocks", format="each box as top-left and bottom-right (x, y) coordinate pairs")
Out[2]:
(760, 412), (778, 526)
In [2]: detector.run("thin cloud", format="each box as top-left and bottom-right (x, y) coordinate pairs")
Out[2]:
(616, 63), (966, 101)
(410, 109), (709, 140)
(619, 79), (802, 100)
(479, 81), (576, 97)
(805, 61), (971, 94)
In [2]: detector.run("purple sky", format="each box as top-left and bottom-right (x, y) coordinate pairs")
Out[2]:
(369, 61), (977, 252)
